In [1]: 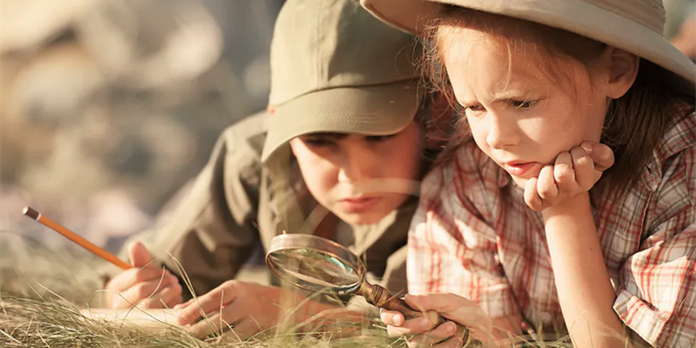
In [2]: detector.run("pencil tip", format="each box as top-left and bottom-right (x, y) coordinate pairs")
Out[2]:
(23, 206), (39, 220)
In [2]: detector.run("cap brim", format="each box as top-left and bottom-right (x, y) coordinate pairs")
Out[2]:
(361, 0), (696, 87)
(261, 80), (420, 162)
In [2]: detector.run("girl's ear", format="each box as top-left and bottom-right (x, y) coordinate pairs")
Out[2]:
(603, 47), (639, 99)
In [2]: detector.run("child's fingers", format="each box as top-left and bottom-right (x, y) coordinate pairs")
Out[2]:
(186, 311), (231, 338)
(553, 152), (575, 190)
(380, 308), (405, 326)
(184, 299), (255, 338)
(105, 269), (141, 292)
(173, 298), (194, 310)
(405, 321), (457, 347)
(386, 315), (437, 337)
(580, 142), (614, 171)
(177, 282), (242, 325)
(177, 295), (222, 325)
(524, 177), (544, 211)
(403, 294), (450, 313)
(115, 279), (176, 309)
(129, 241), (152, 268)
(136, 283), (183, 309)
(106, 268), (178, 294)
(405, 294), (492, 337)
(570, 146), (595, 190)
(593, 146), (615, 172)
(536, 165), (557, 201)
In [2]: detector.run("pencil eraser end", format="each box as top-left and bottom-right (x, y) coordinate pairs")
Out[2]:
(23, 206), (40, 220)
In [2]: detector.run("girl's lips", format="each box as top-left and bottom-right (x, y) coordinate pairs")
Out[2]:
(504, 162), (538, 177)
(340, 197), (380, 213)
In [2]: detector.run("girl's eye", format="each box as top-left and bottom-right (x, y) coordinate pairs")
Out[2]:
(365, 134), (396, 143)
(463, 104), (486, 116)
(512, 99), (538, 109)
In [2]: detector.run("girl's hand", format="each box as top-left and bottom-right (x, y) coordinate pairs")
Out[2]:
(380, 293), (493, 348)
(104, 241), (183, 309)
(524, 142), (614, 211)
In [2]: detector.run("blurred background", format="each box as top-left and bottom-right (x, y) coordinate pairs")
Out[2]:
(0, 0), (694, 256)
(0, 0), (284, 253)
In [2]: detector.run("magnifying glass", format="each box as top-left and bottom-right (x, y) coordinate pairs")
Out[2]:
(266, 234), (478, 346)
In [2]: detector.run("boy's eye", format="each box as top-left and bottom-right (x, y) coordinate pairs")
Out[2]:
(512, 99), (538, 109)
(302, 137), (335, 147)
(365, 134), (396, 143)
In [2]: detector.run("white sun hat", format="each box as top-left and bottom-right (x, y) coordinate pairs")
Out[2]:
(361, 0), (696, 88)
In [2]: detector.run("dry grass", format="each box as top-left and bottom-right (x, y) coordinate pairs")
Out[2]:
(0, 232), (404, 347)
(0, 232), (580, 347)
(0, 295), (401, 348)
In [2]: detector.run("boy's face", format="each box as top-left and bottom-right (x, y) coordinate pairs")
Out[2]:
(441, 27), (608, 188)
(289, 121), (423, 225)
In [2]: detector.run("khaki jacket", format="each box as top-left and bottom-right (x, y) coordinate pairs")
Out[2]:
(121, 112), (417, 299)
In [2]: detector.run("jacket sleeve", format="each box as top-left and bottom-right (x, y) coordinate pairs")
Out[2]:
(119, 115), (267, 298)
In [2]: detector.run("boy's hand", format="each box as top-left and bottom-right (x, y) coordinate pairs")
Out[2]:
(175, 281), (313, 339)
(380, 293), (492, 347)
(524, 142), (614, 211)
(104, 241), (182, 309)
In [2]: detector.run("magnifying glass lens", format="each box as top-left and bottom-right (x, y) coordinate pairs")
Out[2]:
(268, 248), (360, 289)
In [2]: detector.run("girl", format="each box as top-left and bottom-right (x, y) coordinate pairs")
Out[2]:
(361, 0), (696, 347)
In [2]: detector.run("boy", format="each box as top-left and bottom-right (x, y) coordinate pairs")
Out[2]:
(103, 0), (445, 338)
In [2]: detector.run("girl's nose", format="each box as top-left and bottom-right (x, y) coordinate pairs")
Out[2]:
(485, 113), (520, 150)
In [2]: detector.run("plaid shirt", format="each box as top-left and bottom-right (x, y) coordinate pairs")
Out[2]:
(409, 112), (696, 347)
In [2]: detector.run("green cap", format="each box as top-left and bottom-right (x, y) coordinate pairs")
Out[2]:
(261, 0), (421, 162)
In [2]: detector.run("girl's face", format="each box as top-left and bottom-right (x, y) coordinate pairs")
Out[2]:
(289, 121), (423, 225)
(441, 27), (609, 188)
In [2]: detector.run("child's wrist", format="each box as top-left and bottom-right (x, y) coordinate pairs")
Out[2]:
(541, 192), (591, 219)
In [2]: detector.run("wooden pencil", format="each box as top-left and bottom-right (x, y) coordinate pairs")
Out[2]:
(22, 206), (131, 270)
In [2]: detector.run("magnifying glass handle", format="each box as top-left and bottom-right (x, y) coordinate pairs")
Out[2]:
(383, 296), (476, 346)
(362, 283), (478, 346)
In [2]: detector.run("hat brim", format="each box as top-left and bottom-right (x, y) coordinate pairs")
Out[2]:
(261, 80), (420, 162)
(361, 0), (696, 87)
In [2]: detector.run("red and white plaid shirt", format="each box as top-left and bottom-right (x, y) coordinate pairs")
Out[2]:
(409, 112), (696, 347)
